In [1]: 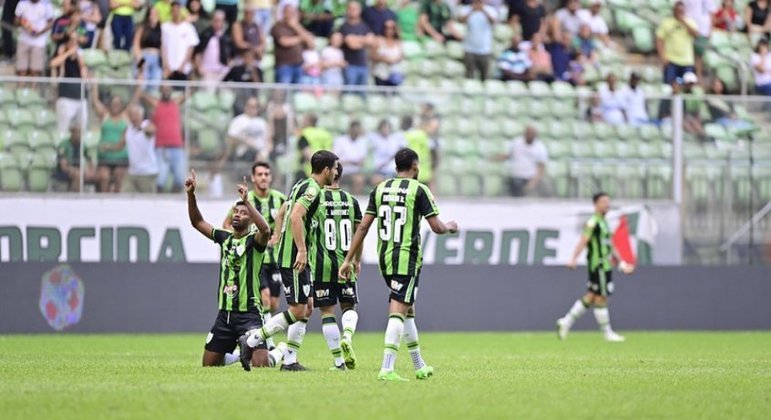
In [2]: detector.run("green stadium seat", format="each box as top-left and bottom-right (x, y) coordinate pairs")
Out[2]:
(614, 142), (634, 159)
(218, 90), (236, 111)
(647, 165), (673, 199)
(483, 174), (505, 196)
(592, 123), (615, 141)
(107, 49), (132, 68)
(617, 165), (646, 198)
(547, 161), (569, 197)
(423, 39), (445, 58)
(546, 141), (569, 159)
(82, 49), (107, 68)
(0, 153), (22, 191)
(28, 130), (54, 154)
(704, 123), (731, 142)
(592, 142), (616, 159)
(33, 108), (57, 129)
(317, 94), (339, 113)
(196, 128), (221, 156)
(445, 41), (464, 60)
(443, 59), (466, 79)
(436, 173), (456, 196)
(16, 88), (45, 107)
(0, 86), (15, 104)
(293, 92), (318, 113)
(528, 80), (551, 96)
(341, 95), (364, 113)
(506, 80), (528, 96)
(2, 130), (30, 162)
(27, 152), (55, 192)
(192, 91), (219, 111)
(402, 40), (423, 59)
(551, 81), (575, 97)
(6, 108), (35, 128)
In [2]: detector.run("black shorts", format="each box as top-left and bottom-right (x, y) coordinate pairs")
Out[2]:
(587, 270), (614, 297)
(280, 267), (312, 305)
(313, 281), (358, 308)
(383, 272), (420, 304)
(204, 310), (266, 354)
(259, 263), (282, 298)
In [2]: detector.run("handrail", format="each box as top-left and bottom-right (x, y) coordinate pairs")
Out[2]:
(719, 199), (771, 252)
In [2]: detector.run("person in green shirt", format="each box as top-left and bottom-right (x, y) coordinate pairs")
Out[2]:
(396, 0), (419, 41)
(186, 169), (283, 369)
(557, 192), (635, 343)
(402, 115), (434, 186)
(297, 113), (333, 179)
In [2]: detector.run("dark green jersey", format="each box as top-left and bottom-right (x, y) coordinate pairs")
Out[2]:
(583, 213), (612, 272)
(226, 189), (286, 264)
(211, 228), (266, 312)
(309, 187), (362, 283)
(277, 177), (323, 269)
(366, 177), (439, 277)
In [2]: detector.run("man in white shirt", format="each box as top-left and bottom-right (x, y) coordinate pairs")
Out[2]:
(224, 96), (271, 163)
(161, 1), (199, 82)
(369, 119), (406, 184)
(587, 0), (610, 45)
(598, 73), (627, 125)
(621, 72), (650, 126)
(120, 106), (159, 193)
(554, 0), (591, 36)
(15, 0), (53, 85)
(332, 120), (368, 194)
(495, 125), (549, 197)
(682, 0), (717, 79)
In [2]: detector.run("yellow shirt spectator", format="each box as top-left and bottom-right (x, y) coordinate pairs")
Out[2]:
(655, 16), (697, 67)
(154, 0), (188, 23)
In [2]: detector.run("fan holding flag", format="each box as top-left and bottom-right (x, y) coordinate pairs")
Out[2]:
(556, 192), (634, 342)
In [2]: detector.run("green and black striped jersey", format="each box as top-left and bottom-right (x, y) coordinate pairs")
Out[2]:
(366, 177), (439, 277)
(226, 189), (286, 264)
(584, 214), (612, 272)
(211, 228), (266, 312)
(309, 187), (362, 283)
(277, 177), (323, 269)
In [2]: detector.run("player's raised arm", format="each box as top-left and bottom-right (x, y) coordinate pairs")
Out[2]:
(289, 203), (309, 271)
(237, 177), (271, 244)
(340, 213), (375, 280)
(186, 170), (215, 238)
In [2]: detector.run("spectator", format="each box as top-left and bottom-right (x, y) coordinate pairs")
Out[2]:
(506, 0), (525, 27)
(751, 38), (771, 97)
(497, 34), (532, 81)
(223, 50), (262, 114)
(110, 0), (139, 50)
(527, 32), (554, 82)
(51, 35), (88, 134)
(142, 84), (187, 193)
(419, 0), (460, 42)
(301, 44), (323, 89)
(546, 28), (573, 82)
(598, 73), (626, 125)
(91, 83), (137, 193)
(118, 105), (158, 194)
(370, 118), (406, 184)
(220, 96), (272, 167)
(516, 0), (546, 41)
(418, 102), (441, 156)
(371, 19), (405, 86)
(460, 0), (496, 82)
(299, 0), (334, 37)
(656, 1), (699, 84)
(271, 4), (315, 84)
(250, 0), (273, 39)
(658, 73), (706, 137)
(78, 0), (101, 47)
(494, 125), (548, 197)
(567, 50), (587, 85)
(187, 0), (211, 34)
(195, 10), (231, 90)
(333, 120), (368, 194)
(404, 115), (434, 186)
(554, 0), (590, 36)
(340, 2), (375, 87)
(53, 124), (99, 192)
(296, 112), (333, 179)
(161, 2), (199, 83)
(265, 89), (295, 164)
(321, 32), (346, 89)
(705, 78), (755, 129)
(572, 23), (599, 66)
(745, 0), (771, 38)
(586, 0), (610, 45)
(154, 0), (187, 24)
(51, 0), (87, 51)
(586, 94), (604, 122)
(232, 5), (266, 61)
(396, 0), (420, 41)
(683, 0), (718, 80)
(15, 0), (54, 86)
(133, 7), (163, 92)
(2, 0), (20, 61)
(363, 0), (397, 36)
(621, 72), (651, 126)
(276, 0), (301, 22)
(214, 0), (238, 27)
(714, 0), (742, 32)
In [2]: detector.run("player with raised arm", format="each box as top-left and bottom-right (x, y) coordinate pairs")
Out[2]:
(339, 148), (459, 382)
(186, 170), (283, 369)
(238, 150), (339, 371)
(223, 162), (286, 351)
(309, 163), (363, 370)
(556, 192), (634, 342)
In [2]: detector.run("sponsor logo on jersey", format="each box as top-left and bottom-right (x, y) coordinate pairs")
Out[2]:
(390, 280), (403, 291)
(315, 289), (330, 298)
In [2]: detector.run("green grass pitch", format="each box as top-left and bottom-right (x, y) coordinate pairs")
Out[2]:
(1, 332), (769, 419)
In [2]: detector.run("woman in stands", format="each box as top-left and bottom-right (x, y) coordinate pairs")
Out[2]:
(751, 38), (771, 98)
(371, 19), (405, 87)
(132, 7), (163, 92)
(745, 0), (771, 39)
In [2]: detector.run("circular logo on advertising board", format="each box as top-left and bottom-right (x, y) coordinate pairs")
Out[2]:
(39, 265), (85, 331)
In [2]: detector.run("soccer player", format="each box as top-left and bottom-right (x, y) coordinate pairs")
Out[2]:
(309, 163), (363, 370)
(238, 150), (339, 371)
(556, 192), (634, 342)
(223, 162), (286, 350)
(186, 170), (282, 368)
(339, 148), (459, 382)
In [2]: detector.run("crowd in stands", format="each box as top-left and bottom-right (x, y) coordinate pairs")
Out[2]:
(0, 0), (769, 196)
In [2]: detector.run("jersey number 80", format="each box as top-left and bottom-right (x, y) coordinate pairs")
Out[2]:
(324, 219), (352, 251)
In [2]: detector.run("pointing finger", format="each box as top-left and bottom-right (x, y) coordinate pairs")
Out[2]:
(191, 169), (196, 180)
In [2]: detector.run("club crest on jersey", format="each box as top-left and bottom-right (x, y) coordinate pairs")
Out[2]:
(224, 284), (238, 297)
(304, 186), (318, 201)
(302, 284), (311, 297)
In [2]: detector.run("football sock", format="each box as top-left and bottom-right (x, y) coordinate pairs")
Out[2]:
(262, 309), (275, 349)
(268, 346), (284, 368)
(284, 318), (308, 365)
(321, 314), (344, 367)
(381, 313), (405, 372)
(403, 315), (426, 370)
(247, 310), (296, 347)
(565, 298), (590, 324)
(223, 352), (239, 366)
(341, 308), (359, 341)
(593, 306), (612, 334)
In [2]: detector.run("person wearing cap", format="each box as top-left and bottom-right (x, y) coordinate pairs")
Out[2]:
(656, 1), (699, 84)
(620, 73), (651, 127)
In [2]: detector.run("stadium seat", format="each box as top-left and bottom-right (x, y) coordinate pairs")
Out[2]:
(547, 161), (569, 197)
(402, 40), (423, 59)
(293, 92), (318, 113)
(107, 50), (133, 68)
(28, 130), (54, 155)
(196, 128), (221, 156)
(218, 90), (235, 111)
(341, 95), (364, 113)
(16, 88), (45, 107)
(0, 153), (22, 191)
(483, 174), (505, 196)
(423, 39), (445, 58)
(6, 108), (35, 129)
(33, 108), (57, 129)
(27, 152), (55, 192)
(445, 41), (464, 60)
(82, 49), (107, 68)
